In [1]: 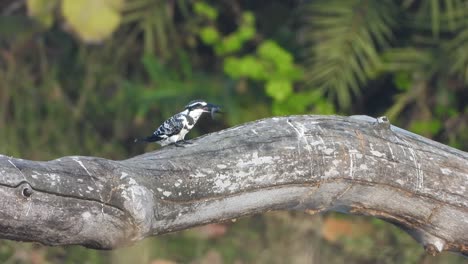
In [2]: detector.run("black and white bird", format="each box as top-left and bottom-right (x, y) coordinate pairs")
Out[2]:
(135, 100), (221, 146)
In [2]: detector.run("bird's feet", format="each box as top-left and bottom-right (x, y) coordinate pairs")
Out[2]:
(174, 140), (193, 147)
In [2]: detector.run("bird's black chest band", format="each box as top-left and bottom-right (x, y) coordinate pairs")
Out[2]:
(185, 115), (195, 126)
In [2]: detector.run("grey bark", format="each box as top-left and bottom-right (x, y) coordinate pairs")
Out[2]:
(0, 115), (467, 256)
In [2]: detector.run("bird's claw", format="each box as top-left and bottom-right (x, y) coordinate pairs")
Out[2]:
(174, 140), (193, 147)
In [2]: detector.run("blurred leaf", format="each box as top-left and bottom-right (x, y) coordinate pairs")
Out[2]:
(272, 93), (309, 115)
(62, 0), (124, 43)
(272, 89), (336, 115)
(0, 16), (40, 38)
(215, 34), (244, 55)
(223, 57), (242, 78)
(435, 105), (457, 117)
(223, 56), (266, 80)
(265, 80), (292, 101)
(194, 2), (218, 20)
(258, 40), (293, 66)
(241, 11), (255, 25)
(27, 0), (58, 28)
(141, 88), (180, 101)
(394, 72), (412, 91)
(410, 120), (443, 137)
(237, 25), (256, 42)
(195, 7), (258, 60)
(142, 54), (169, 83)
(199, 26), (220, 45)
(223, 40), (302, 83)
(278, 65), (304, 81)
(314, 98), (336, 114)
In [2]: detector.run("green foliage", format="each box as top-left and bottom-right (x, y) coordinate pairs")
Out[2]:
(214, 12), (256, 55)
(223, 41), (305, 111)
(301, 0), (467, 151)
(199, 26), (220, 45)
(223, 40), (303, 104)
(26, 0), (58, 28)
(404, 0), (467, 37)
(1, 0), (467, 263)
(393, 72), (412, 91)
(0, 242), (14, 262)
(195, 2), (256, 55)
(445, 24), (468, 83)
(266, 80), (292, 101)
(272, 90), (335, 116)
(193, 2), (309, 115)
(409, 120), (443, 137)
(194, 2), (218, 20)
(224, 56), (263, 80)
(304, 0), (398, 109)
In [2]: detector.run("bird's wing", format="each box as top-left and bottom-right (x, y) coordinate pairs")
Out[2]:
(153, 113), (184, 138)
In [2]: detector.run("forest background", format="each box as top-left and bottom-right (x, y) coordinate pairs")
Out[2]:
(0, 0), (467, 263)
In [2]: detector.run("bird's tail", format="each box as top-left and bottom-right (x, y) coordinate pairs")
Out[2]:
(134, 134), (161, 143)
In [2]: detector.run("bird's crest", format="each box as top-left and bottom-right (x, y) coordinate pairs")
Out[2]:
(185, 100), (207, 110)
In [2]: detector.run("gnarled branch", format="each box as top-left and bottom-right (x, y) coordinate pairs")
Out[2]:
(0, 115), (467, 256)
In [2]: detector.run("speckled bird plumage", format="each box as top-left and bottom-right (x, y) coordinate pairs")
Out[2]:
(135, 100), (220, 146)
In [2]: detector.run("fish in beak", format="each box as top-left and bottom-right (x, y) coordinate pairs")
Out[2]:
(203, 103), (222, 119)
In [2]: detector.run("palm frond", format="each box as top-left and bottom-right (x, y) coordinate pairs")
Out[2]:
(122, 0), (179, 60)
(303, 0), (398, 109)
(445, 18), (468, 83)
(381, 48), (435, 73)
(409, 0), (467, 36)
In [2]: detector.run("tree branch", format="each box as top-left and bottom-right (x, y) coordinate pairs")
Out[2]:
(0, 115), (467, 256)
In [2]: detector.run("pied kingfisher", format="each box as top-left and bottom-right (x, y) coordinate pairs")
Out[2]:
(135, 100), (221, 146)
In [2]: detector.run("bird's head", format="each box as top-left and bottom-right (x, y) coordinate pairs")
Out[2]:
(185, 100), (221, 119)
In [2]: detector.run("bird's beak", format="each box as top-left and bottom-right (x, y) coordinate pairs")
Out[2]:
(204, 103), (222, 119)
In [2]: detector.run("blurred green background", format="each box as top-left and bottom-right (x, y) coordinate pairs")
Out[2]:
(0, 0), (467, 263)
